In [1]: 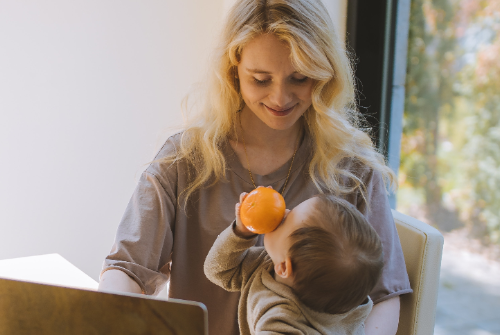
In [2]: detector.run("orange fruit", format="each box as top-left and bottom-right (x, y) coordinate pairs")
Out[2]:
(240, 188), (286, 234)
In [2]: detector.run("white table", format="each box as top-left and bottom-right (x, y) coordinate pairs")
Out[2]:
(0, 253), (98, 290)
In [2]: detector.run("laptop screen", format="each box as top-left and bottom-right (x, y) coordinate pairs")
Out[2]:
(0, 277), (208, 335)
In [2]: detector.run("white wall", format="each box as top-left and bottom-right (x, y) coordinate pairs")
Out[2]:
(325, 0), (348, 42)
(0, 0), (347, 281)
(0, 0), (225, 280)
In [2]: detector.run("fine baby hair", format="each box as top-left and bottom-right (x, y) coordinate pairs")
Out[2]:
(288, 194), (384, 314)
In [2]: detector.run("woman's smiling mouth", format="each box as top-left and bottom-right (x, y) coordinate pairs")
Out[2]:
(264, 104), (296, 116)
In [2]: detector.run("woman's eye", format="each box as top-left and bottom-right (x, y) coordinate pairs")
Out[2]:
(253, 78), (270, 85)
(252, 76), (308, 85)
(291, 76), (308, 84)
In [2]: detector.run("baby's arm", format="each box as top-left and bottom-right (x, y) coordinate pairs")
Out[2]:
(203, 192), (268, 292)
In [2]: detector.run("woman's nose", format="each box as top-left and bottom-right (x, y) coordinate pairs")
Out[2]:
(268, 82), (293, 108)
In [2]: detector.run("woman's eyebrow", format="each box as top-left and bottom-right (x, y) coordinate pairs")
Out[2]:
(246, 68), (271, 74)
(246, 68), (299, 75)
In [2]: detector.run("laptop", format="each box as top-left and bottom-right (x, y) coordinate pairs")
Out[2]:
(0, 277), (208, 335)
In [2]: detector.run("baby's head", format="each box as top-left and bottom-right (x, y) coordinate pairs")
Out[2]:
(263, 194), (383, 314)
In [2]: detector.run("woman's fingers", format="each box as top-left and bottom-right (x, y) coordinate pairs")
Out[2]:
(239, 192), (247, 203)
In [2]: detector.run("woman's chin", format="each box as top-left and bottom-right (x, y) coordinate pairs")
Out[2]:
(267, 116), (303, 131)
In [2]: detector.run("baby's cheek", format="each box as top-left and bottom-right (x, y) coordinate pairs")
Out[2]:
(263, 234), (271, 251)
(264, 233), (278, 254)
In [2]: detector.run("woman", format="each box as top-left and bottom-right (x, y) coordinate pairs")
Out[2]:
(99, 1), (412, 334)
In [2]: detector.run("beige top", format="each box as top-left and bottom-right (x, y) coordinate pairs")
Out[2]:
(101, 133), (412, 335)
(204, 224), (373, 335)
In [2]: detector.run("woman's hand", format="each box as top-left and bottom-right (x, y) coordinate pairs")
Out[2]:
(233, 191), (258, 238)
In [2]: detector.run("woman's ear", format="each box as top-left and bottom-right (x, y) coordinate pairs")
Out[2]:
(274, 257), (293, 279)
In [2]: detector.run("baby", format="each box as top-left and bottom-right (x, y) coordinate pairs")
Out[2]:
(204, 190), (384, 335)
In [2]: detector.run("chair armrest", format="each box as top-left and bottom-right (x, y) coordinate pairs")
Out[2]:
(392, 210), (444, 335)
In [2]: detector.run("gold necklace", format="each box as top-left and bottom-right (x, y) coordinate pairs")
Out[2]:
(238, 113), (299, 195)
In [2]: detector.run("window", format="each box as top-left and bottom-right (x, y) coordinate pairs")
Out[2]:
(398, 0), (500, 333)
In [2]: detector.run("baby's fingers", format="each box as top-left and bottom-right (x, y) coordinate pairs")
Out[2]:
(235, 202), (241, 216)
(239, 192), (248, 204)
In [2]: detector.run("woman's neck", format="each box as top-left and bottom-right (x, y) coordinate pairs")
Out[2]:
(229, 106), (304, 176)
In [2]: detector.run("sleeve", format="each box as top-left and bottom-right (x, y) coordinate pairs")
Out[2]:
(100, 138), (178, 295)
(357, 168), (413, 304)
(204, 223), (268, 292)
(255, 305), (306, 335)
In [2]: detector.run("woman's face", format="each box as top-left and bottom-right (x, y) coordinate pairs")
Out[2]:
(237, 34), (314, 131)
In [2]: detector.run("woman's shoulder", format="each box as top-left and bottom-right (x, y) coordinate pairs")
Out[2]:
(152, 132), (184, 160)
(144, 132), (185, 178)
(338, 156), (375, 182)
(337, 156), (391, 202)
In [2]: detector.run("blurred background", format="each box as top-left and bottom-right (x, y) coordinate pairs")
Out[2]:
(399, 0), (500, 262)
(397, 0), (500, 333)
(0, 0), (499, 334)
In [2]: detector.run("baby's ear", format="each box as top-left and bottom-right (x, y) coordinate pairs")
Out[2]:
(274, 257), (293, 279)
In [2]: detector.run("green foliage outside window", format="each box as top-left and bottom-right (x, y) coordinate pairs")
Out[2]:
(398, 0), (500, 245)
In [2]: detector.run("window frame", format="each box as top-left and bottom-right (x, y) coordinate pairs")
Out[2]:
(347, 0), (411, 208)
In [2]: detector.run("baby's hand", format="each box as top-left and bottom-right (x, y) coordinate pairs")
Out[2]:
(234, 191), (257, 238)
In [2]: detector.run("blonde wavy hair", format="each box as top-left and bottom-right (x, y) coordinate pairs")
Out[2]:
(169, 0), (396, 204)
